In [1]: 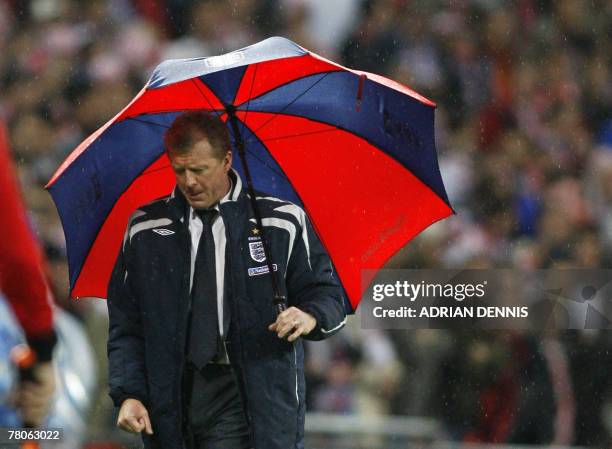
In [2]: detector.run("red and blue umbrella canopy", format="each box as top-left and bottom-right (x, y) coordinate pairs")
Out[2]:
(47, 36), (453, 311)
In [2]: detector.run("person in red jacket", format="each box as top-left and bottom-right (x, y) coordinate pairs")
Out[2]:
(0, 121), (57, 427)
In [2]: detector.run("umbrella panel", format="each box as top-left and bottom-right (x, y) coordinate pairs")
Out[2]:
(238, 111), (452, 308)
(73, 155), (175, 297)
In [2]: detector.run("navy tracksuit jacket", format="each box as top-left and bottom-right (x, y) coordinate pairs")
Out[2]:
(107, 171), (346, 449)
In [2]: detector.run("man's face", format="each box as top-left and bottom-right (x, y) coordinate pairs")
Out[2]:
(168, 138), (232, 210)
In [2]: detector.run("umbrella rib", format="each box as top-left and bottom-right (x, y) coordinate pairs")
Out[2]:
(242, 117), (338, 146)
(241, 62), (259, 134)
(233, 117), (294, 180)
(255, 127), (338, 143)
(236, 69), (342, 108)
(244, 72), (332, 139)
(125, 117), (171, 129)
(191, 79), (223, 115)
(231, 64), (290, 181)
(242, 144), (287, 179)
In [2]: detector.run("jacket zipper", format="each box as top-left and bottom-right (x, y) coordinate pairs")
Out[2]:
(221, 206), (257, 448)
(177, 218), (192, 449)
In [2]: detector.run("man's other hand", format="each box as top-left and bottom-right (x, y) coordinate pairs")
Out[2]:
(16, 361), (55, 427)
(117, 398), (154, 435)
(268, 306), (316, 342)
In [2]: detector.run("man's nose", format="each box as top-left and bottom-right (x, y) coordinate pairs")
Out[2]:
(184, 171), (197, 187)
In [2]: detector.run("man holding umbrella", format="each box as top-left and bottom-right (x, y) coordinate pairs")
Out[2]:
(48, 35), (451, 449)
(107, 110), (347, 449)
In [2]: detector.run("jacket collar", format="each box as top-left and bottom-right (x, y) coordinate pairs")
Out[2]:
(222, 168), (242, 204)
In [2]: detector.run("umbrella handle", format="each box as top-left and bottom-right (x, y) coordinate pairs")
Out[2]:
(274, 296), (287, 315)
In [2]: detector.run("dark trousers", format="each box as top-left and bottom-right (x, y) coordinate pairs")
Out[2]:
(184, 363), (251, 449)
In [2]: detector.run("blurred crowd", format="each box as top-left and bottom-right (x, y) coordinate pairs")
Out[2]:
(0, 0), (610, 447)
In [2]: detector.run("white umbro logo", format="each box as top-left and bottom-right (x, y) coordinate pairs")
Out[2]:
(153, 228), (175, 236)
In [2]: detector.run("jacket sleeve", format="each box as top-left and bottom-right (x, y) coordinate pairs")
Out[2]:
(106, 226), (148, 407)
(286, 212), (346, 341)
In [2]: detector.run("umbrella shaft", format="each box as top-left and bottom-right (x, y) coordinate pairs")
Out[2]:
(227, 111), (287, 314)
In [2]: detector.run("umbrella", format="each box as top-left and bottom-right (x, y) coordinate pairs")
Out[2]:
(46, 36), (453, 311)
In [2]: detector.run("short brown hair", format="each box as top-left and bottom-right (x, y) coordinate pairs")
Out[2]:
(164, 110), (231, 159)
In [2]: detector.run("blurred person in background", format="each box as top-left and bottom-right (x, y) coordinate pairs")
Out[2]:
(432, 331), (574, 445)
(0, 120), (57, 428)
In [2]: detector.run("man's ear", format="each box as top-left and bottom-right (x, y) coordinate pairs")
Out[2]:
(225, 151), (233, 171)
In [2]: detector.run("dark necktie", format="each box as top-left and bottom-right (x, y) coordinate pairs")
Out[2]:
(188, 209), (219, 370)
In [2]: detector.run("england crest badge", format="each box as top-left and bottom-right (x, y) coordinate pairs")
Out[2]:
(249, 241), (266, 262)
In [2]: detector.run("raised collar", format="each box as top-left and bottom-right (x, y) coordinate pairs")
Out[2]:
(221, 169), (241, 204)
